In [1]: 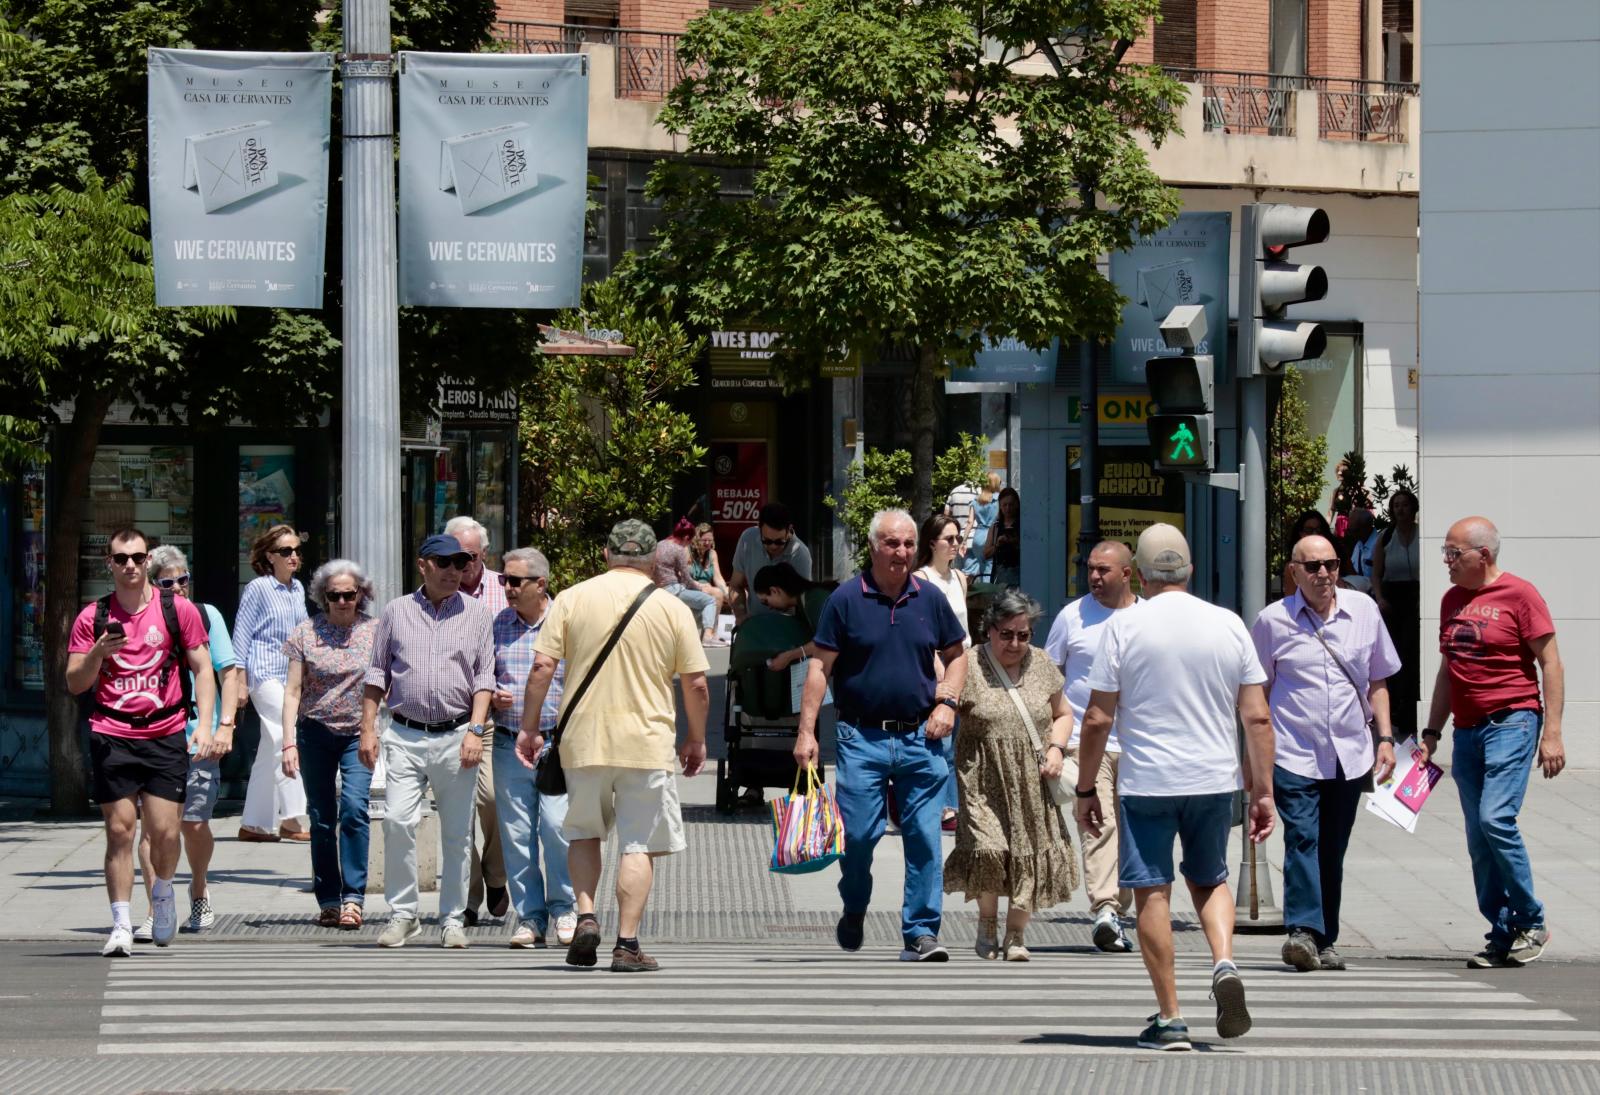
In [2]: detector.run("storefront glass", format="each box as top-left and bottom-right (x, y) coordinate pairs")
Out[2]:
(238, 445), (296, 596)
(81, 443), (196, 605)
(1296, 333), (1361, 515)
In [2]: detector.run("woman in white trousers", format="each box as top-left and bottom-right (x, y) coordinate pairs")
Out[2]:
(233, 524), (310, 841)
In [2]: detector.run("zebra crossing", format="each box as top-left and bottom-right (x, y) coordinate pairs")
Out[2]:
(96, 941), (1598, 1061)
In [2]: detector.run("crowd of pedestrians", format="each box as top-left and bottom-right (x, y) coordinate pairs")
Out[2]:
(66, 496), (1564, 1051)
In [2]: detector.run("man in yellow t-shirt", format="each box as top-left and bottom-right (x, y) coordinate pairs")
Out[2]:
(517, 519), (710, 973)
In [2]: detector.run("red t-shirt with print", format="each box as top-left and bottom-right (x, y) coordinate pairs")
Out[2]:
(1438, 572), (1554, 728)
(69, 592), (209, 739)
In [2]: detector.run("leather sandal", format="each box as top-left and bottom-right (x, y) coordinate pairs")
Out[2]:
(338, 903), (363, 930)
(318, 906), (341, 928)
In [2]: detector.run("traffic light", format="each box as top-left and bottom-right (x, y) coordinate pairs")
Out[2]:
(1146, 354), (1214, 471)
(1237, 204), (1330, 378)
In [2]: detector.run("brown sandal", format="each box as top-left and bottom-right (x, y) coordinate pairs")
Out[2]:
(338, 902), (363, 930)
(318, 906), (341, 928)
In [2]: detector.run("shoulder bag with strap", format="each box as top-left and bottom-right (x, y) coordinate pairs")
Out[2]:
(535, 581), (659, 796)
(1307, 618), (1384, 781)
(980, 644), (1073, 806)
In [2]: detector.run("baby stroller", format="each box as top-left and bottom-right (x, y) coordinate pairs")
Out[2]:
(715, 611), (809, 814)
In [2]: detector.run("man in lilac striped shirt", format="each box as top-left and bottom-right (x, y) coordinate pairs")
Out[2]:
(360, 533), (495, 950)
(1251, 534), (1400, 974)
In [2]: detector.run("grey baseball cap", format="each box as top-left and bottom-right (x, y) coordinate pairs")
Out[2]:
(607, 519), (657, 557)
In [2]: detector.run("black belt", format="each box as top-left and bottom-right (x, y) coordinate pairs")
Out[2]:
(840, 714), (925, 733)
(391, 712), (470, 734)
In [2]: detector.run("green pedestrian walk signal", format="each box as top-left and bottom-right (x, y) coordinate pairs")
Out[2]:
(1145, 353), (1215, 472)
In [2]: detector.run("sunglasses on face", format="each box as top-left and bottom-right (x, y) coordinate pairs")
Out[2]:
(325, 590), (360, 604)
(109, 552), (149, 566)
(1441, 546), (1484, 563)
(760, 536), (788, 548)
(428, 553), (473, 570)
(269, 546), (302, 558)
(155, 574), (190, 589)
(995, 629), (1032, 643)
(1298, 559), (1340, 573)
(498, 574), (539, 589)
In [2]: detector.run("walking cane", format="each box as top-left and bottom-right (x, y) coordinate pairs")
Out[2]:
(1248, 828), (1260, 920)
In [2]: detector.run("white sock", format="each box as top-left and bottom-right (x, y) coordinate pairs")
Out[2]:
(111, 901), (131, 931)
(152, 877), (174, 900)
(1214, 958), (1238, 974)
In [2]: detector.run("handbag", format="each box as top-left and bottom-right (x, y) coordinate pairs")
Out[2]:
(535, 581), (658, 796)
(767, 764), (845, 874)
(981, 644), (1072, 806)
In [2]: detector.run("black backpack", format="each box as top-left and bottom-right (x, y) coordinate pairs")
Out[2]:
(91, 590), (204, 727)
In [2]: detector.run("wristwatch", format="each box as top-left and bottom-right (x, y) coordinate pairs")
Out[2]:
(1074, 786), (1097, 799)
(1421, 727), (1442, 738)
(465, 723), (488, 738)
(217, 720), (235, 730)
(936, 697), (958, 712)
(1376, 735), (1396, 745)
(1045, 743), (1065, 757)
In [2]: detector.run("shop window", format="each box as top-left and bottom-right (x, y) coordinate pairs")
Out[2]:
(238, 446), (296, 595)
(1294, 333), (1361, 516)
(79, 444), (196, 606)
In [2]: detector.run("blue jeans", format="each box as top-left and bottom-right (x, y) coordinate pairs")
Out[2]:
(1117, 793), (1233, 889)
(492, 732), (574, 932)
(667, 583), (716, 632)
(834, 719), (947, 946)
(931, 719), (960, 813)
(1453, 709), (1545, 948)
(1274, 762), (1364, 948)
(296, 717), (372, 908)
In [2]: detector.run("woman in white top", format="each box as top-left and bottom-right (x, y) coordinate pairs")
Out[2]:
(916, 513), (971, 830)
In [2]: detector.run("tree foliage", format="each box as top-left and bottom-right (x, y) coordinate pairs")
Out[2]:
(519, 278), (707, 590)
(826, 433), (991, 571)
(933, 431), (990, 505)
(1269, 365), (1329, 579)
(622, 0), (1183, 515)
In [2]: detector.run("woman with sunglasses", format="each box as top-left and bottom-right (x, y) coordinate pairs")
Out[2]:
(915, 513), (971, 832)
(944, 589), (1078, 962)
(279, 560), (379, 928)
(233, 524), (311, 843)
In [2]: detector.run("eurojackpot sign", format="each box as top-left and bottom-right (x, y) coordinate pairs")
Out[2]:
(147, 49), (333, 308)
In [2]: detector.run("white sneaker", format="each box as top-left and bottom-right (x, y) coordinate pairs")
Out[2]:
(377, 917), (421, 948)
(101, 927), (134, 958)
(441, 924), (470, 949)
(509, 923), (544, 949)
(183, 895), (214, 933)
(151, 889), (178, 947)
(555, 912), (579, 945)
(132, 916), (154, 944)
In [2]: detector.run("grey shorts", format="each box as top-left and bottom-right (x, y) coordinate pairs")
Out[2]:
(182, 756), (221, 823)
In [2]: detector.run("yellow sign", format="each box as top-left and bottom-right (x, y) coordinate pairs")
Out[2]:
(1068, 396), (1158, 425)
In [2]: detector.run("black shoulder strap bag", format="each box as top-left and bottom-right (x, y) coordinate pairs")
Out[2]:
(536, 582), (658, 795)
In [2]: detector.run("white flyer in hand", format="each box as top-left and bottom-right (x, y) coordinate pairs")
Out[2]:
(1364, 740), (1445, 834)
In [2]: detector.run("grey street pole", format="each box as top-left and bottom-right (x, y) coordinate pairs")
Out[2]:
(340, 6), (402, 607)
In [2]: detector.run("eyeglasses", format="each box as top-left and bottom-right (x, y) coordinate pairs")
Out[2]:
(877, 538), (914, 550)
(269, 546), (302, 558)
(155, 575), (190, 589)
(109, 552), (149, 566)
(325, 590), (360, 604)
(1442, 546), (1485, 563)
(499, 574), (537, 589)
(760, 536), (789, 548)
(994, 628), (1033, 643)
(1298, 559), (1340, 574)
(429, 553), (473, 570)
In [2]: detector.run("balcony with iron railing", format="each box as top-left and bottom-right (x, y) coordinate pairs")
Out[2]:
(496, 20), (1421, 193)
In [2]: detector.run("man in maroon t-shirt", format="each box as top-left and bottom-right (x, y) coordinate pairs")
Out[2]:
(66, 528), (215, 958)
(1418, 516), (1564, 970)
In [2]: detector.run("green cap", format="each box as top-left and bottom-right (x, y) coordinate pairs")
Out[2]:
(607, 519), (657, 557)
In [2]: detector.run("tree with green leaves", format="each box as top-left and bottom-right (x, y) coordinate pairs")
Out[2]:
(622, 0), (1182, 516)
(518, 278), (707, 589)
(1269, 365), (1329, 580)
(825, 431), (990, 570)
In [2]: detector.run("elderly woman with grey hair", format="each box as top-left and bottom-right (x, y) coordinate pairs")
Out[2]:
(944, 588), (1079, 962)
(279, 559), (379, 929)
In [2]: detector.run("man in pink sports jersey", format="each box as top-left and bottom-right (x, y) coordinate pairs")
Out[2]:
(66, 527), (215, 957)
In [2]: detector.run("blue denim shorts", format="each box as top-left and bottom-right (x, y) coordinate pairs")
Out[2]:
(1117, 793), (1234, 889)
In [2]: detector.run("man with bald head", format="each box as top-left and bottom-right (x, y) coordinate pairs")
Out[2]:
(1420, 516), (1564, 969)
(1251, 535), (1399, 971)
(1045, 540), (1141, 953)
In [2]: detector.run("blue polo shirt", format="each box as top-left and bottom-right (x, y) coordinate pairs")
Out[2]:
(812, 570), (967, 723)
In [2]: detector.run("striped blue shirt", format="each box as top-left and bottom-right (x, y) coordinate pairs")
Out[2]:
(493, 603), (565, 733)
(232, 575), (308, 686)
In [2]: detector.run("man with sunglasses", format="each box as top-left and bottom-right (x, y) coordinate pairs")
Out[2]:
(1421, 516), (1564, 969)
(67, 528), (217, 957)
(442, 515), (509, 927)
(795, 509), (968, 962)
(729, 502), (812, 620)
(362, 533), (496, 949)
(1250, 535), (1399, 973)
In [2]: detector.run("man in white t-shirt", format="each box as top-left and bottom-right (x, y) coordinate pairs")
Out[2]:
(1044, 540), (1139, 954)
(1075, 524), (1276, 1052)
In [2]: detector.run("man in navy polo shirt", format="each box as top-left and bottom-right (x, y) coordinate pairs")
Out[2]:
(795, 509), (968, 961)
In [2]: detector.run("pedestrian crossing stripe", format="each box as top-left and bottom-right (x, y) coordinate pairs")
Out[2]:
(98, 944), (1596, 1061)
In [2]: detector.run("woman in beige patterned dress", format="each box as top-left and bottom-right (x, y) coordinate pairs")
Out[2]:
(945, 589), (1079, 961)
